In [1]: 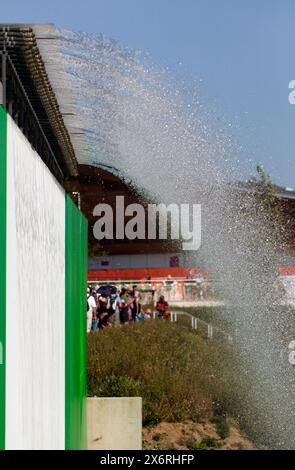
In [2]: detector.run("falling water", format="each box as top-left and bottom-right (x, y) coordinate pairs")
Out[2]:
(49, 28), (295, 448)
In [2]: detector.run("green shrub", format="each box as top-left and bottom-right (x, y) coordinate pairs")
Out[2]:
(187, 437), (222, 450)
(88, 374), (143, 397)
(211, 416), (230, 439)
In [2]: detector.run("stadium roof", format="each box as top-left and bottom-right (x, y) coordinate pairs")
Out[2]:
(1, 24), (295, 202)
(0, 23), (79, 182)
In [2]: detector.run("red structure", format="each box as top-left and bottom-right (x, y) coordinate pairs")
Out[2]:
(88, 267), (207, 282)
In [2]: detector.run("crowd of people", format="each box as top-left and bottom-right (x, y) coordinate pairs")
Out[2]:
(86, 284), (170, 333)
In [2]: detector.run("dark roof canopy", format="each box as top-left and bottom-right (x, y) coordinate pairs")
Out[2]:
(0, 24), (78, 182)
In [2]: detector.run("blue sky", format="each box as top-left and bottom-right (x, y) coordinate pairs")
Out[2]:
(2, 0), (295, 186)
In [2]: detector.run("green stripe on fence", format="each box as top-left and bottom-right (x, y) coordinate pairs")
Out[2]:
(65, 194), (88, 449)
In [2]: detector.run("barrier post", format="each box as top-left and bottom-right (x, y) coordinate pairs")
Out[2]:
(208, 324), (213, 339)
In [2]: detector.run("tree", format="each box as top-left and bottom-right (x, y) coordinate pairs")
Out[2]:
(246, 164), (286, 248)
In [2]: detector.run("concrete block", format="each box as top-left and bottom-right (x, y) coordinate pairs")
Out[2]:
(87, 397), (142, 450)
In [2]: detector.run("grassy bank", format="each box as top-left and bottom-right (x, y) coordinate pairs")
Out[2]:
(87, 307), (295, 448)
(87, 320), (234, 426)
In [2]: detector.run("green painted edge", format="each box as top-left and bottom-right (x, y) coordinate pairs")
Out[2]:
(0, 106), (7, 450)
(65, 194), (88, 450)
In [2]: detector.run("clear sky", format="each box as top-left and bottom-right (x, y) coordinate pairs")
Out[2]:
(2, 0), (295, 186)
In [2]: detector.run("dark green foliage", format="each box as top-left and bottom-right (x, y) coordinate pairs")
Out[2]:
(211, 415), (230, 439)
(187, 437), (222, 450)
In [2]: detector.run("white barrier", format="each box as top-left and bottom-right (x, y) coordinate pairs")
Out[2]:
(0, 110), (87, 450)
(169, 310), (232, 342)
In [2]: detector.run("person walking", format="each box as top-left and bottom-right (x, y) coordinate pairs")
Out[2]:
(87, 287), (96, 333)
(118, 288), (130, 325)
(97, 292), (108, 329)
(156, 295), (169, 318)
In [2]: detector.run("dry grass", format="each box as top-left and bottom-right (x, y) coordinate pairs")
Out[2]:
(142, 420), (255, 450)
(87, 320), (233, 425)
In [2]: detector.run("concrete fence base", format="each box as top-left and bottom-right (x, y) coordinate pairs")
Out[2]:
(87, 397), (142, 450)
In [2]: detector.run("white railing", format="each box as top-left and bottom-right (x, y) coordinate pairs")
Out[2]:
(169, 310), (232, 342)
